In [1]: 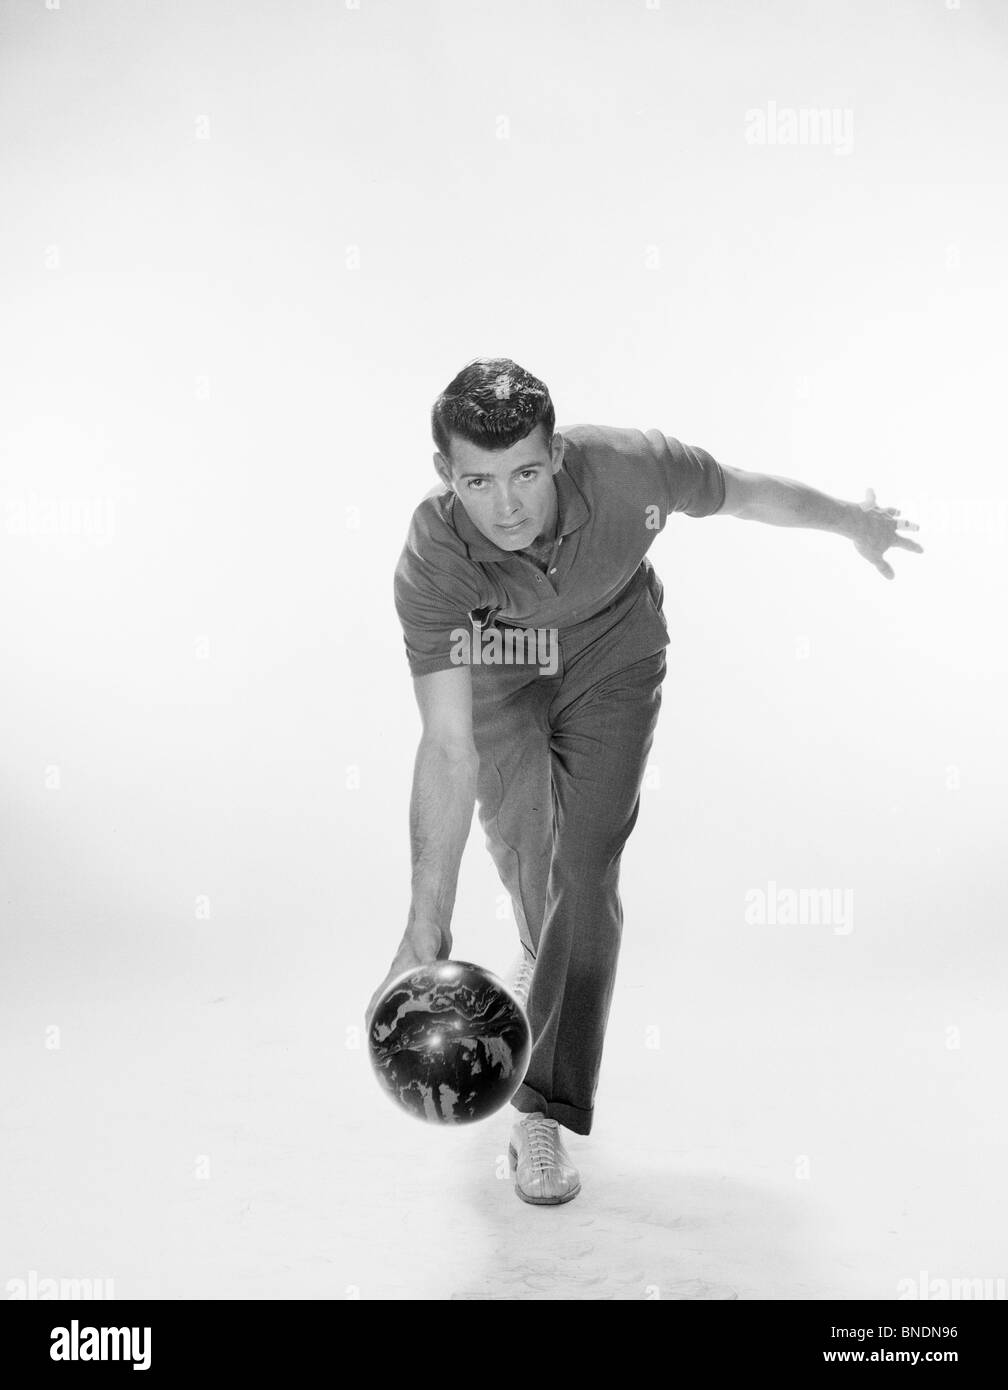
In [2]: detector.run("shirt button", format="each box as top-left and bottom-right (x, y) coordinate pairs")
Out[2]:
(550, 567), (557, 574)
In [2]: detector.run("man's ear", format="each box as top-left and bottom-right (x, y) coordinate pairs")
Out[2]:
(549, 433), (565, 474)
(433, 451), (454, 489)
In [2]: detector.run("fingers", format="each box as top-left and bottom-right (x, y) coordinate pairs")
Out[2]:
(858, 492), (924, 575)
(878, 503), (922, 532)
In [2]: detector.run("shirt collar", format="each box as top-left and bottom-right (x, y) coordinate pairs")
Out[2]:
(450, 466), (590, 561)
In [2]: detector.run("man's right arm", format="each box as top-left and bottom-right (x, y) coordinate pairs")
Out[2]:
(406, 664), (478, 956)
(366, 664), (476, 1023)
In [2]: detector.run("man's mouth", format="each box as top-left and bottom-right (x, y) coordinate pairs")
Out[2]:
(497, 519), (529, 532)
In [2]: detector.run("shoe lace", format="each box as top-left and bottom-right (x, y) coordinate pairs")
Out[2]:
(524, 1116), (563, 1173)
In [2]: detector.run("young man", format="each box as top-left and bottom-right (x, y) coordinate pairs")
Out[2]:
(367, 357), (922, 1206)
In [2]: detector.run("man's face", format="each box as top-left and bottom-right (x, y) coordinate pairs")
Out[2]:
(435, 425), (565, 552)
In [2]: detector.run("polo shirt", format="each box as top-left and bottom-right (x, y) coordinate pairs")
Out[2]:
(393, 423), (726, 678)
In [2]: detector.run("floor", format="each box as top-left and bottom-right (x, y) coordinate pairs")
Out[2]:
(4, 843), (1004, 1300)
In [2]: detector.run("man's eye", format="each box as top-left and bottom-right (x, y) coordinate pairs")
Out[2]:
(519, 470), (537, 480)
(467, 479), (486, 490)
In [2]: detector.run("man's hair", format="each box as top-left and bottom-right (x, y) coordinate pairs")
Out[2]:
(432, 357), (555, 462)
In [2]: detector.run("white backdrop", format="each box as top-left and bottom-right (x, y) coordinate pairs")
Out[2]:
(1, 0), (1006, 1300)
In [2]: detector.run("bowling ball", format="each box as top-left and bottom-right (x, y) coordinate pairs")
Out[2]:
(367, 959), (531, 1125)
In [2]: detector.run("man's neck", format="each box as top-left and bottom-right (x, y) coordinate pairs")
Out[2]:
(520, 525), (559, 574)
(520, 488), (559, 557)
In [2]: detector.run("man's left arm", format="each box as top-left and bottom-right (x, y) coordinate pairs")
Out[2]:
(715, 463), (925, 581)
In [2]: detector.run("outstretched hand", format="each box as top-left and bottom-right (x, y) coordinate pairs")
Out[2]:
(853, 488), (924, 580)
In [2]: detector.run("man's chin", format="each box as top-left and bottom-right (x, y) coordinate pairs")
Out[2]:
(493, 524), (536, 549)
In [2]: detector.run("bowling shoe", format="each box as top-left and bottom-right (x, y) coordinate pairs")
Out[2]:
(507, 1112), (582, 1205)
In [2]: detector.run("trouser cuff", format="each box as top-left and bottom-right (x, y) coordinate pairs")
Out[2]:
(511, 1081), (593, 1136)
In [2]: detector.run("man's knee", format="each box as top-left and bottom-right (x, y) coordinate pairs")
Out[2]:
(555, 795), (643, 868)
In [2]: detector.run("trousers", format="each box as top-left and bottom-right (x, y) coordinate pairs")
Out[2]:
(469, 578), (667, 1135)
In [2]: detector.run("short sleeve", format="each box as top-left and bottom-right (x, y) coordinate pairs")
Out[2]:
(646, 430), (726, 518)
(393, 535), (481, 678)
